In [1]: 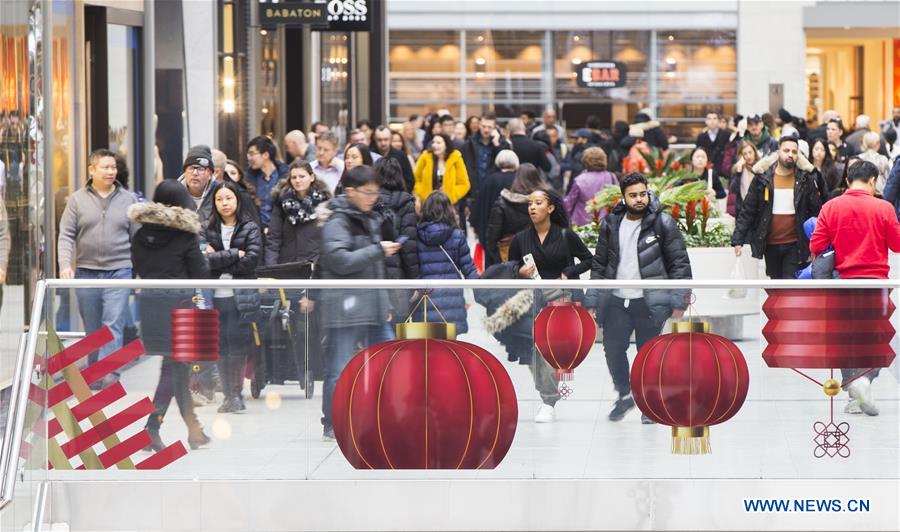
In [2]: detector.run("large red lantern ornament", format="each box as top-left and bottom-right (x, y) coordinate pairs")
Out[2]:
(762, 288), (896, 458)
(171, 308), (220, 362)
(631, 322), (749, 454)
(331, 306), (518, 469)
(533, 301), (596, 397)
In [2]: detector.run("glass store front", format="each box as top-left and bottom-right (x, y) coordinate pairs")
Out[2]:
(389, 29), (736, 143)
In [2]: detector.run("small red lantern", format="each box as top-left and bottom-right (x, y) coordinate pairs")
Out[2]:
(631, 322), (749, 454)
(533, 301), (596, 383)
(171, 308), (220, 362)
(762, 288), (896, 458)
(331, 321), (518, 469)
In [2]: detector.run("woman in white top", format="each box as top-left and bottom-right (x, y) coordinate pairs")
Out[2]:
(857, 131), (891, 193)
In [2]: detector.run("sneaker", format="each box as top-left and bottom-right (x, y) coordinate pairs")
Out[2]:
(322, 427), (336, 441)
(192, 391), (210, 407)
(534, 404), (555, 423)
(641, 414), (655, 425)
(844, 398), (863, 414)
(848, 379), (879, 416)
(608, 394), (635, 422)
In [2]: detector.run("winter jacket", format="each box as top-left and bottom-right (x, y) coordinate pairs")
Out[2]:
(880, 157), (900, 220)
(731, 157), (822, 260)
(474, 261), (536, 364)
(470, 170), (515, 243)
(564, 170), (619, 226)
(485, 189), (532, 265)
(245, 160), (290, 228)
(202, 217), (263, 323)
(413, 222), (478, 333)
(810, 188), (900, 279)
(413, 150), (471, 205)
(585, 197), (693, 324)
(57, 180), (137, 271)
(509, 134), (551, 173)
(378, 189), (420, 280)
(695, 129), (729, 174)
(743, 129), (779, 156)
(318, 195), (393, 327)
(176, 174), (218, 223)
(264, 188), (327, 267)
(370, 146), (416, 194)
(460, 135), (511, 195)
(129, 202), (210, 356)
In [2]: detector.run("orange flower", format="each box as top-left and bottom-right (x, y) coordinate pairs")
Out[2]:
(656, 159), (664, 172)
(686, 200), (697, 220)
(671, 204), (680, 219)
(701, 195), (710, 218)
(671, 161), (681, 170)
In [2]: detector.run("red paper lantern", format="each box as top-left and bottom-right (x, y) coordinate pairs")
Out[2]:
(631, 322), (749, 454)
(533, 301), (596, 380)
(331, 322), (518, 469)
(762, 288), (896, 369)
(171, 308), (220, 362)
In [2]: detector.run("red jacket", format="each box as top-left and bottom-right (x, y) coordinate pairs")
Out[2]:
(809, 188), (900, 279)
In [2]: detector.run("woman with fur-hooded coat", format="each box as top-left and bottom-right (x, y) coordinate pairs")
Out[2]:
(129, 180), (211, 451)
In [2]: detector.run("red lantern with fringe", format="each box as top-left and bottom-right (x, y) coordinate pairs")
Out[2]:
(171, 308), (220, 362)
(533, 301), (596, 382)
(331, 316), (518, 469)
(631, 322), (749, 454)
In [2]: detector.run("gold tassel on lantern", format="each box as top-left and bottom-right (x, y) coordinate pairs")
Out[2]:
(671, 426), (711, 455)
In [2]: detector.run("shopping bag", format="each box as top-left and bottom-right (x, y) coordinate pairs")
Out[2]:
(726, 258), (747, 299)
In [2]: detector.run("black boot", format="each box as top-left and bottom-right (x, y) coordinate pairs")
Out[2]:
(144, 428), (165, 452)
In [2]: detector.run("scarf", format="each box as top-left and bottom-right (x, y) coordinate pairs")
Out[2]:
(281, 188), (328, 225)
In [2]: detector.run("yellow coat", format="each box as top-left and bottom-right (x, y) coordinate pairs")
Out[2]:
(413, 150), (470, 205)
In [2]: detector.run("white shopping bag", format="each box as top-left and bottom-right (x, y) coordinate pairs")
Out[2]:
(726, 258), (747, 299)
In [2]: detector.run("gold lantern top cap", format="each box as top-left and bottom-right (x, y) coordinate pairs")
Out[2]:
(671, 321), (709, 334)
(396, 322), (457, 340)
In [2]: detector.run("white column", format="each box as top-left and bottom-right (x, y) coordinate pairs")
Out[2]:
(181, 0), (218, 148)
(737, 0), (807, 116)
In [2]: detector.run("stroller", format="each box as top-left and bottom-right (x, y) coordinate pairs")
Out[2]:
(251, 264), (324, 399)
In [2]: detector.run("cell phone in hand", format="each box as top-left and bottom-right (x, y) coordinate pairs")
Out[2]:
(395, 235), (409, 245)
(523, 253), (541, 279)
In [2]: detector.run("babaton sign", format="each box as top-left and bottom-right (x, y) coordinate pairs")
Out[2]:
(575, 60), (627, 89)
(259, 2), (327, 26)
(259, 0), (372, 31)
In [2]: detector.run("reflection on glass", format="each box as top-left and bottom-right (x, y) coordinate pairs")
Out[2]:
(106, 24), (137, 189)
(320, 32), (350, 144)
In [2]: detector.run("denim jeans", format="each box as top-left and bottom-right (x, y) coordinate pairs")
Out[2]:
(321, 323), (394, 429)
(75, 267), (132, 366)
(602, 297), (665, 397)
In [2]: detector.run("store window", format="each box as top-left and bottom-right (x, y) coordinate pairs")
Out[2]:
(321, 32), (351, 142)
(388, 30), (461, 122)
(464, 30), (544, 112)
(656, 30), (737, 142)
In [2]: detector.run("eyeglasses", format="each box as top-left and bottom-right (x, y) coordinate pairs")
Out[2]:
(348, 187), (380, 198)
(188, 166), (208, 175)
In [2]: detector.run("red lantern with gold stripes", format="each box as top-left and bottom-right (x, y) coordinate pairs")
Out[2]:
(533, 301), (596, 380)
(631, 322), (749, 454)
(171, 308), (220, 362)
(331, 321), (518, 469)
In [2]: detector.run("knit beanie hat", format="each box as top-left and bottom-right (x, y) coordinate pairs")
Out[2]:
(183, 145), (213, 170)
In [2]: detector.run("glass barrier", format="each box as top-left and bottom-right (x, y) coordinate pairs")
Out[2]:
(25, 281), (897, 487)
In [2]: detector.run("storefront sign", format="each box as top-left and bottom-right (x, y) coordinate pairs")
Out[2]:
(575, 60), (627, 89)
(317, 0), (373, 32)
(259, 2), (327, 26)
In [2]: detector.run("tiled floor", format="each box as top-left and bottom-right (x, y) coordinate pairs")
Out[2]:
(43, 302), (899, 484)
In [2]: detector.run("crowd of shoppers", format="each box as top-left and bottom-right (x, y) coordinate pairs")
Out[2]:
(50, 103), (900, 451)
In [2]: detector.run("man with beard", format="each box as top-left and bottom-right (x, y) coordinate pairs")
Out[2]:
(370, 125), (414, 192)
(732, 136), (822, 279)
(585, 173), (692, 422)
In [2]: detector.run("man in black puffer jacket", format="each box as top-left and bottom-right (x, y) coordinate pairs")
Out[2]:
(585, 173), (692, 423)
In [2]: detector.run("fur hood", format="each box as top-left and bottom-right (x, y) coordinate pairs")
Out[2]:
(752, 152), (778, 174)
(128, 202), (201, 234)
(628, 120), (661, 138)
(483, 289), (534, 334)
(500, 189), (530, 204)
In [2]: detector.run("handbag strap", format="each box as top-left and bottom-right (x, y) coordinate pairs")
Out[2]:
(438, 244), (466, 280)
